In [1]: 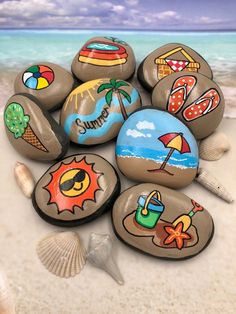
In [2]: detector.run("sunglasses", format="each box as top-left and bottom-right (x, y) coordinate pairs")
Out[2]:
(59, 170), (86, 191)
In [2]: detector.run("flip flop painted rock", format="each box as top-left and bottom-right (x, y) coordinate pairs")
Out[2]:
(138, 43), (212, 91)
(152, 72), (224, 140)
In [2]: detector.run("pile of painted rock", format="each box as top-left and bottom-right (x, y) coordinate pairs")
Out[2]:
(4, 36), (231, 260)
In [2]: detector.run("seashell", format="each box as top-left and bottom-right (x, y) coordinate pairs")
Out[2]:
(195, 168), (233, 203)
(0, 272), (15, 314)
(87, 233), (124, 285)
(199, 132), (231, 161)
(14, 161), (35, 198)
(37, 231), (86, 278)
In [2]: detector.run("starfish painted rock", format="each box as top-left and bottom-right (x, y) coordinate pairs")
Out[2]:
(164, 222), (191, 250)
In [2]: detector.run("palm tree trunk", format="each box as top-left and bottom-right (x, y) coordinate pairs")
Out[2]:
(116, 91), (128, 120)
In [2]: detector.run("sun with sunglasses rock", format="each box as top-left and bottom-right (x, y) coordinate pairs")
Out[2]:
(44, 157), (102, 213)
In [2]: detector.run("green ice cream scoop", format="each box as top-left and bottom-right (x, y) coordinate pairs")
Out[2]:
(4, 102), (30, 138)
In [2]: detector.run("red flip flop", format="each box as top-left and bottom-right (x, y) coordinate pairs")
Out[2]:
(183, 89), (221, 122)
(167, 76), (196, 114)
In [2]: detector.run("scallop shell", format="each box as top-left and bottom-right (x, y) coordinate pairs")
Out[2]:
(37, 231), (86, 278)
(199, 132), (231, 161)
(0, 272), (15, 314)
(195, 168), (233, 203)
(87, 233), (124, 285)
(14, 161), (35, 198)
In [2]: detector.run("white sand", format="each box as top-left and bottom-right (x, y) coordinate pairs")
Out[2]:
(0, 115), (236, 314)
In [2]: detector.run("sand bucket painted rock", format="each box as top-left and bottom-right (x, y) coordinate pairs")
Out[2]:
(135, 190), (164, 229)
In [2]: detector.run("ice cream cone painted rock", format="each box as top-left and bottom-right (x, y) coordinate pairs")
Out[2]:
(4, 94), (69, 161)
(138, 43), (212, 91)
(116, 108), (199, 189)
(14, 62), (75, 112)
(60, 78), (142, 145)
(32, 154), (120, 227)
(152, 72), (224, 139)
(71, 37), (136, 82)
(112, 183), (214, 260)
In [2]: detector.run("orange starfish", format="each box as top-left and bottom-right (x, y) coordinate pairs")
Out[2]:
(164, 222), (191, 250)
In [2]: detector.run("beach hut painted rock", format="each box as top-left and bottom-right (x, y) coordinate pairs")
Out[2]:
(112, 183), (214, 260)
(71, 37), (136, 82)
(4, 94), (69, 161)
(60, 78), (142, 145)
(32, 154), (120, 227)
(115, 108), (199, 189)
(137, 43), (212, 91)
(14, 62), (75, 112)
(152, 72), (225, 139)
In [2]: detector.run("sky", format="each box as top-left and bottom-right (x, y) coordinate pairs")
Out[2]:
(0, 0), (235, 30)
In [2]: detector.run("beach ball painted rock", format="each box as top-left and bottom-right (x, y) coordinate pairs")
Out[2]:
(71, 36), (136, 82)
(60, 78), (142, 145)
(112, 183), (214, 259)
(152, 72), (224, 140)
(4, 94), (69, 161)
(116, 108), (199, 189)
(138, 43), (213, 91)
(32, 154), (120, 227)
(14, 62), (75, 112)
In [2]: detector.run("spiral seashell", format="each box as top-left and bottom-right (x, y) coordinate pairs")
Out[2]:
(199, 132), (231, 161)
(37, 231), (86, 278)
(87, 233), (124, 285)
(14, 161), (35, 198)
(0, 272), (15, 314)
(195, 168), (233, 203)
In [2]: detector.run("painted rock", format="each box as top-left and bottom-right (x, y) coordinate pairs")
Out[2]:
(60, 78), (142, 145)
(32, 154), (120, 227)
(116, 108), (199, 189)
(112, 183), (214, 259)
(4, 94), (69, 161)
(138, 43), (212, 91)
(152, 72), (224, 139)
(71, 36), (136, 82)
(14, 62), (75, 111)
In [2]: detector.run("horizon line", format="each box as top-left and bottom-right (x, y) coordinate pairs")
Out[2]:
(1, 27), (236, 32)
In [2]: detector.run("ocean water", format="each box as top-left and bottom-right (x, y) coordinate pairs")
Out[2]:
(0, 29), (236, 116)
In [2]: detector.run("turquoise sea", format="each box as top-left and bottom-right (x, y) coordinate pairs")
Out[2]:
(0, 30), (236, 116)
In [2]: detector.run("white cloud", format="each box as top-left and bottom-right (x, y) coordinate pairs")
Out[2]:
(125, 0), (139, 6)
(112, 5), (125, 14)
(197, 16), (226, 25)
(136, 120), (155, 130)
(126, 129), (146, 138)
(156, 10), (180, 21)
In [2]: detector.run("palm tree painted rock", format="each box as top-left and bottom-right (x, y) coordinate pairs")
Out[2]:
(60, 78), (142, 145)
(71, 36), (136, 82)
(116, 108), (199, 189)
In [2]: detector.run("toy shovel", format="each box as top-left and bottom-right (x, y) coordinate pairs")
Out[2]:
(172, 201), (204, 232)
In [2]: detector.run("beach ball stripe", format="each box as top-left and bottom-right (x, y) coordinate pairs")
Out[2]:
(22, 65), (55, 90)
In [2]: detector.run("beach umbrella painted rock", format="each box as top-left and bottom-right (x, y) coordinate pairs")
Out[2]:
(152, 72), (224, 139)
(71, 37), (136, 82)
(14, 62), (75, 112)
(112, 183), (214, 260)
(60, 78), (142, 145)
(32, 154), (120, 227)
(138, 43), (212, 91)
(115, 107), (199, 189)
(4, 94), (69, 161)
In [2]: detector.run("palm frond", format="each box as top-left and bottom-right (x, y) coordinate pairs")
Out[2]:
(118, 89), (131, 103)
(97, 83), (113, 93)
(115, 81), (129, 88)
(105, 90), (113, 106)
(110, 79), (117, 87)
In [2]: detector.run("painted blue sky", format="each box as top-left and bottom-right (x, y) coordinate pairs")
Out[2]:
(0, 0), (235, 30)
